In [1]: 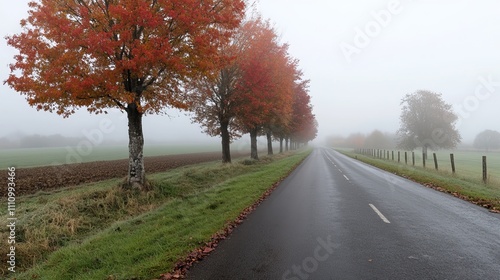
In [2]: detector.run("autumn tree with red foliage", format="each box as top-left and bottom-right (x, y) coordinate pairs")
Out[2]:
(288, 80), (318, 148)
(5, 0), (245, 188)
(188, 19), (250, 163)
(189, 60), (241, 163)
(189, 17), (297, 162)
(233, 18), (297, 160)
(260, 50), (298, 156)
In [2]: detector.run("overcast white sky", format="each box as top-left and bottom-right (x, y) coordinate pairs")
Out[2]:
(1, 0), (500, 145)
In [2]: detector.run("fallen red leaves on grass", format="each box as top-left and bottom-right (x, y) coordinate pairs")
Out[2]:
(423, 182), (500, 213)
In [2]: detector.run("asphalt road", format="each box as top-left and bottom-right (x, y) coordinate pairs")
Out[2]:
(186, 148), (500, 280)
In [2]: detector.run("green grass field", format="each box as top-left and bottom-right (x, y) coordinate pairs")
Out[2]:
(0, 144), (221, 169)
(0, 149), (310, 279)
(365, 149), (500, 186)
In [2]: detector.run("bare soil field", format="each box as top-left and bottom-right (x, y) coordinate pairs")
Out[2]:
(2, 151), (246, 197)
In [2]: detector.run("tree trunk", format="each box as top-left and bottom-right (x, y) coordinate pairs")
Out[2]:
(126, 104), (146, 189)
(221, 121), (231, 163)
(266, 132), (273, 155)
(279, 137), (284, 153)
(422, 145), (428, 161)
(250, 128), (259, 160)
(285, 137), (289, 151)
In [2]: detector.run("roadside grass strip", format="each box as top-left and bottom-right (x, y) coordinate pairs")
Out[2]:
(339, 149), (500, 213)
(2, 150), (310, 280)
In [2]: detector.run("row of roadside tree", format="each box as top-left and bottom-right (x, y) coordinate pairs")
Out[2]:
(188, 17), (317, 163)
(5, 1), (317, 190)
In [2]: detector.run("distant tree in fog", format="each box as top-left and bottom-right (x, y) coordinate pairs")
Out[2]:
(473, 130), (500, 152)
(397, 90), (461, 159)
(364, 130), (393, 149)
(346, 133), (365, 149)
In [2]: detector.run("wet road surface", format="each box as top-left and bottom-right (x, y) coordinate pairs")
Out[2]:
(186, 148), (500, 280)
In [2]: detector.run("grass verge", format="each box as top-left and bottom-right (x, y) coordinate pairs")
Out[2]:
(1, 149), (310, 279)
(338, 149), (500, 213)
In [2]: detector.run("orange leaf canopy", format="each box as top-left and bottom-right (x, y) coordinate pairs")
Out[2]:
(234, 18), (296, 131)
(6, 0), (245, 116)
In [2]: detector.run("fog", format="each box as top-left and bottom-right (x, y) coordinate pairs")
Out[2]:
(1, 0), (500, 148)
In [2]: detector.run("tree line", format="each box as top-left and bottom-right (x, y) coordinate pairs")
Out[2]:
(188, 17), (317, 163)
(5, 0), (317, 189)
(329, 90), (498, 154)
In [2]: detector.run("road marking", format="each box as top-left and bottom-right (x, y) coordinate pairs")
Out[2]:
(369, 204), (391, 224)
(325, 155), (336, 166)
(343, 175), (349, 181)
(325, 156), (339, 169)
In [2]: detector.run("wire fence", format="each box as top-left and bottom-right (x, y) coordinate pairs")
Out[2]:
(354, 148), (500, 186)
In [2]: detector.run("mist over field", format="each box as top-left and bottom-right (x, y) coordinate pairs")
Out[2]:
(1, 2), (500, 280)
(1, 0), (500, 148)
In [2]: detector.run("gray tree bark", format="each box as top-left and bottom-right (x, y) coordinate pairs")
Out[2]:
(422, 145), (428, 161)
(221, 120), (232, 163)
(126, 103), (146, 189)
(250, 128), (259, 160)
(267, 132), (273, 155)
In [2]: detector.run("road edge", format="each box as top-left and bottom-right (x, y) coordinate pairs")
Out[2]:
(156, 149), (313, 280)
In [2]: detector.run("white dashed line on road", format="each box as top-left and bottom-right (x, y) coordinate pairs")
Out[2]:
(369, 204), (391, 224)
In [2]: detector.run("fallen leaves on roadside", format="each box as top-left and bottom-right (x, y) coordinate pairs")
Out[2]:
(156, 158), (306, 280)
(422, 182), (500, 213)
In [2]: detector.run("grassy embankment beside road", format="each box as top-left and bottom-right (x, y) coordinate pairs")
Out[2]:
(0, 149), (310, 279)
(338, 149), (500, 212)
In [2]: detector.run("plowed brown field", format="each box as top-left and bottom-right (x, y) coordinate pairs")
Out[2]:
(2, 151), (246, 197)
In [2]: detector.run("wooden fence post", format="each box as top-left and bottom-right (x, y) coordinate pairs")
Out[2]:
(422, 152), (426, 168)
(483, 156), (487, 184)
(412, 152), (415, 166)
(433, 153), (438, 170)
(392, 151), (394, 161)
(450, 154), (456, 174)
(405, 152), (408, 164)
